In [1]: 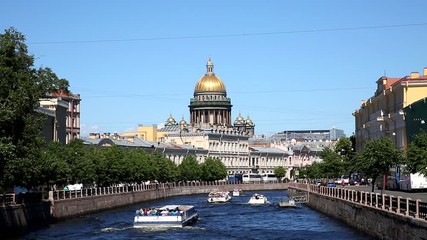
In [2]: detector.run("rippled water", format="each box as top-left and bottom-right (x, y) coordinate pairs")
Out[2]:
(22, 190), (373, 240)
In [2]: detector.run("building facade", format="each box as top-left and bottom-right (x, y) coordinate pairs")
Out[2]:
(51, 90), (81, 143)
(353, 68), (427, 150)
(165, 59), (270, 174)
(273, 128), (345, 142)
(118, 59), (298, 178)
(38, 98), (68, 144)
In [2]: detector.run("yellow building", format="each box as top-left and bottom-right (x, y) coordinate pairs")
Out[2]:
(353, 68), (427, 150)
(120, 124), (158, 142)
(120, 115), (181, 142)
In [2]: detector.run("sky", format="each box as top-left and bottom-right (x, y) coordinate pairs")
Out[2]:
(2, 1), (427, 137)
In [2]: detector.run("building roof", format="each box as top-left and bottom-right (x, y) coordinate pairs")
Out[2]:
(158, 125), (179, 132)
(81, 136), (154, 148)
(249, 147), (289, 154)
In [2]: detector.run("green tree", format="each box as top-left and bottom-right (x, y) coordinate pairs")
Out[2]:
(0, 28), (69, 191)
(273, 166), (286, 180)
(39, 142), (69, 189)
(65, 139), (96, 186)
(200, 157), (227, 181)
(154, 153), (178, 183)
(94, 146), (125, 186)
(335, 137), (356, 175)
(320, 148), (345, 179)
(122, 148), (150, 184)
(406, 131), (427, 176)
(178, 156), (202, 181)
(356, 137), (403, 193)
(304, 161), (322, 179)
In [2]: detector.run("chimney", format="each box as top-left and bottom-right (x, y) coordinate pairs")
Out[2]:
(410, 72), (420, 79)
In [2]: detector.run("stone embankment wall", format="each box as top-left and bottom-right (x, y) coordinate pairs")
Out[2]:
(53, 183), (287, 220)
(0, 201), (51, 233)
(288, 186), (427, 240)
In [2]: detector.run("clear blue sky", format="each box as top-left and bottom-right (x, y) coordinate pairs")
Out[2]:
(2, 1), (427, 137)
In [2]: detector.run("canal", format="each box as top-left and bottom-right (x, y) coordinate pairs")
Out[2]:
(23, 190), (374, 240)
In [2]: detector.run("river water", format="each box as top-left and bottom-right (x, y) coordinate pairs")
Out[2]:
(22, 190), (373, 240)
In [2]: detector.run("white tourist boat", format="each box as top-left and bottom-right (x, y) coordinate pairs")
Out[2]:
(231, 188), (242, 197)
(248, 193), (269, 204)
(133, 205), (198, 228)
(207, 190), (232, 203)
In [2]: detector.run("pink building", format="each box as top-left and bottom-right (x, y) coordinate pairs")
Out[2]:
(52, 90), (81, 143)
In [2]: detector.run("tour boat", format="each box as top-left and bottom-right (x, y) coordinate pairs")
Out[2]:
(248, 193), (269, 204)
(133, 205), (198, 228)
(231, 188), (242, 197)
(207, 190), (232, 203)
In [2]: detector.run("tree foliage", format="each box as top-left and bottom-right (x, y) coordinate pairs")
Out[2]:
(200, 157), (227, 181)
(178, 156), (202, 181)
(273, 166), (286, 179)
(355, 137), (403, 192)
(39, 142), (69, 188)
(320, 148), (345, 179)
(304, 161), (322, 179)
(154, 153), (178, 183)
(406, 132), (427, 176)
(334, 137), (357, 175)
(0, 28), (70, 191)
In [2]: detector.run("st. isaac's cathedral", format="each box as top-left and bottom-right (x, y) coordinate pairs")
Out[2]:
(117, 59), (293, 176)
(162, 59), (255, 136)
(161, 59), (261, 174)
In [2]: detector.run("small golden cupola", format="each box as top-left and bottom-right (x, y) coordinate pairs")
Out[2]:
(179, 117), (187, 126)
(245, 116), (254, 126)
(234, 113), (245, 125)
(165, 114), (177, 126)
(194, 59), (226, 93)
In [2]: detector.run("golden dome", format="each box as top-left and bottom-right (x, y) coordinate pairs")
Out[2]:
(165, 114), (177, 126)
(194, 59), (226, 93)
(234, 113), (245, 124)
(246, 116), (254, 126)
(179, 117), (187, 125)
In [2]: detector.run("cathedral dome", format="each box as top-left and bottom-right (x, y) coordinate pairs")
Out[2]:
(165, 114), (177, 126)
(179, 117), (187, 126)
(194, 59), (226, 93)
(234, 113), (245, 125)
(245, 116), (254, 126)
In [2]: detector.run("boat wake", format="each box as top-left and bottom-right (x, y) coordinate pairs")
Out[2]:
(131, 225), (206, 232)
(101, 226), (133, 232)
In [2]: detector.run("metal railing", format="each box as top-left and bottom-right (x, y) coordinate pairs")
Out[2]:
(289, 182), (427, 222)
(1, 180), (288, 204)
(0, 194), (16, 206)
(49, 180), (285, 201)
